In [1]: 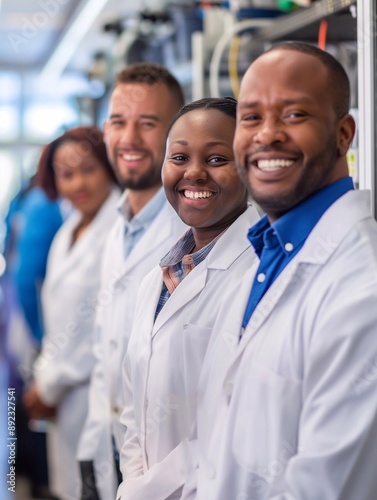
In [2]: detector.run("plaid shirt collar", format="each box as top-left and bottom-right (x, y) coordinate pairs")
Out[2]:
(159, 228), (220, 295)
(154, 229), (224, 321)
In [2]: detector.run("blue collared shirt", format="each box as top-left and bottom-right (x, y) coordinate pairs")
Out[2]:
(242, 177), (354, 329)
(118, 187), (166, 258)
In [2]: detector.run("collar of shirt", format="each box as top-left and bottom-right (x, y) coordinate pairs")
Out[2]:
(160, 228), (222, 268)
(159, 228), (221, 296)
(247, 176), (354, 258)
(117, 187), (166, 237)
(241, 176), (354, 332)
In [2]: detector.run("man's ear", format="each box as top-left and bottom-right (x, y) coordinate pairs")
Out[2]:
(337, 113), (356, 157)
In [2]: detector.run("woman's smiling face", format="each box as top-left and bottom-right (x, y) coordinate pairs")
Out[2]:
(162, 108), (248, 247)
(53, 140), (112, 218)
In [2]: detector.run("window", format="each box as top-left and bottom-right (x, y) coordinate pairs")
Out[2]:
(23, 101), (78, 142)
(0, 106), (19, 142)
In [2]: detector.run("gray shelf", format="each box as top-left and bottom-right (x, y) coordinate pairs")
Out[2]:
(251, 0), (356, 43)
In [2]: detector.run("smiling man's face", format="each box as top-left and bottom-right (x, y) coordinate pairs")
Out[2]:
(104, 82), (176, 191)
(234, 48), (350, 221)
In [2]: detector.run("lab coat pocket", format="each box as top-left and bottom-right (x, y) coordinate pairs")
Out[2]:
(232, 361), (302, 481)
(182, 324), (213, 400)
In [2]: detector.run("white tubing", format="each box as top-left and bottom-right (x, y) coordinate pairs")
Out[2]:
(209, 18), (272, 97)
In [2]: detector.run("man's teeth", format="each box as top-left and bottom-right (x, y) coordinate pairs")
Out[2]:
(257, 159), (294, 171)
(122, 154), (144, 161)
(184, 190), (213, 200)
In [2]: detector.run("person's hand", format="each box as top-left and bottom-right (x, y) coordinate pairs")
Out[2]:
(23, 383), (56, 420)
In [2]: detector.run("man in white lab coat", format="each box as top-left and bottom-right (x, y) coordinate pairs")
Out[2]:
(77, 63), (186, 500)
(184, 43), (377, 500)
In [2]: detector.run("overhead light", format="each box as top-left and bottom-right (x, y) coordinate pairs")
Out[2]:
(39, 0), (110, 82)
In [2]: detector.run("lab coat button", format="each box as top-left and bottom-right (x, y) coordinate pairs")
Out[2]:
(110, 339), (117, 349)
(112, 406), (120, 416)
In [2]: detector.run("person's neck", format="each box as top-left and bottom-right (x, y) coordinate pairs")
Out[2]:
(127, 184), (161, 217)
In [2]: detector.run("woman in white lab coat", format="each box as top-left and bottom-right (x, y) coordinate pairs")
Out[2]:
(23, 126), (120, 500)
(117, 97), (260, 500)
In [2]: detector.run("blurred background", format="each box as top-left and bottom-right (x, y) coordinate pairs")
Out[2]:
(0, 0), (375, 221)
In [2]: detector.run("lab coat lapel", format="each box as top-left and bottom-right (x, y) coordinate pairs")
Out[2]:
(220, 256), (310, 395)
(222, 189), (372, 385)
(224, 229), (332, 381)
(201, 205), (261, 355)
(114, 201), (179, 284)
(153, 205), (260, 338)
(214, 260), (259, 359)
(49, 189), (119, 288)
(143, 268), (165, 339)
(152, 264), (208, 336)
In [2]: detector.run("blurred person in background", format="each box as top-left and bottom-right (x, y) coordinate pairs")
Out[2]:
(0, 220), (11, 500)
(23, 126), (120, 500)
(4, 168), (63, 499)
(5, 174), (63, 351)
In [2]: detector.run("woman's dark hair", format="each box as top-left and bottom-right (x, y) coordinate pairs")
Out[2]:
(167, 96), (237, 136)
(35, 126), (117, 200)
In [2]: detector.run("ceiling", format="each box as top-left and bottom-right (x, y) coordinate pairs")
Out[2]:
(0, 0), (173, 77)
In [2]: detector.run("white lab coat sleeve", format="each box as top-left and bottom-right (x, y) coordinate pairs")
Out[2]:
(268, 279), (377, 499)
(34, 320), (95, 406)
(117, 352), (144, 499)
